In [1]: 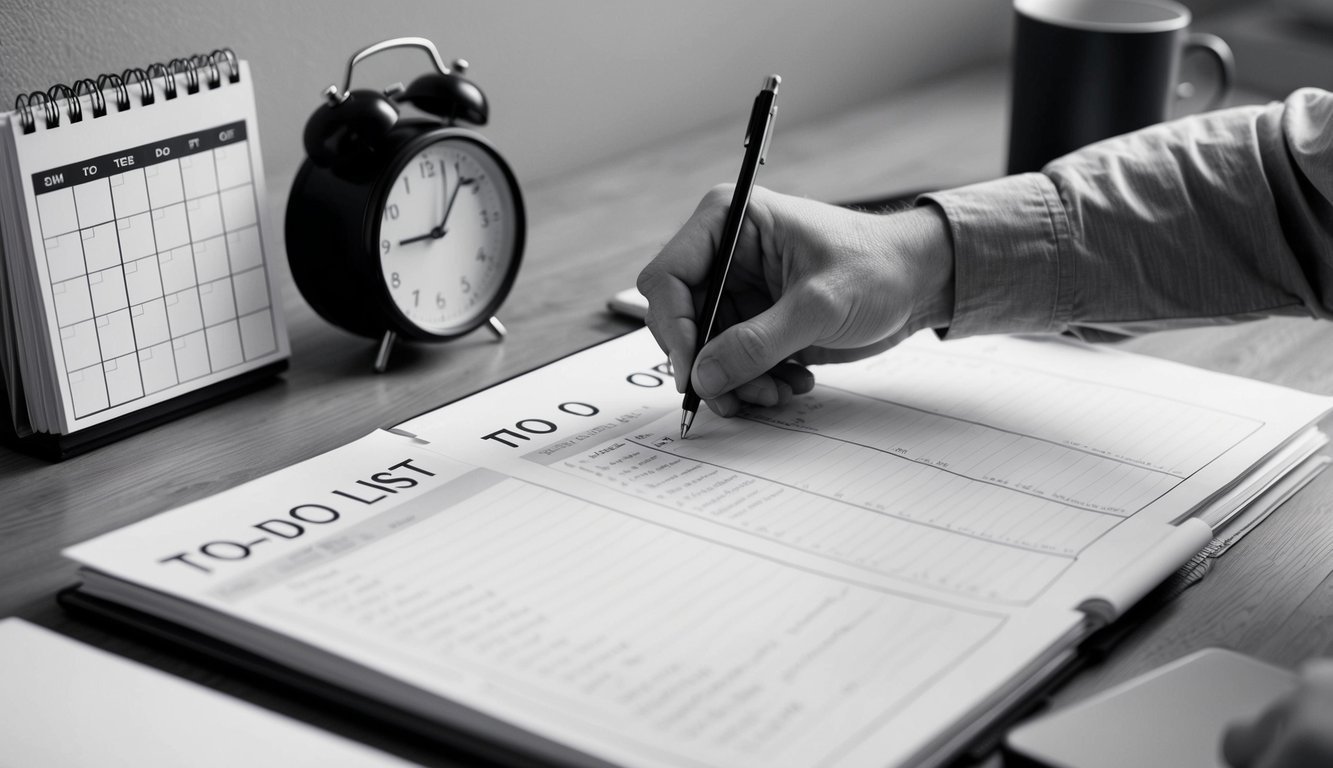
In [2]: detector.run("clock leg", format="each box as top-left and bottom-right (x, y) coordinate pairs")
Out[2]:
(487, 316), (507, 340)
(373, 330), (397, 374)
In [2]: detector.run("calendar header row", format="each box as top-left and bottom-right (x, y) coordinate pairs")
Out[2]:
(32, 120), (249, 195)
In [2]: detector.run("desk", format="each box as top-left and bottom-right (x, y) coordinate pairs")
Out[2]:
(3, 67), (1333, 767)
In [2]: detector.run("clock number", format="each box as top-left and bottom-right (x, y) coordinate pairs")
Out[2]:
(481, 210), (489, 228)
(381, 240), (391, 256)
(419, 160), (436, 179)
(411, 289), (420, 307)
(383, 203), (399, 221)
(401, 176), (411, 195)
(391, 272), (401, 289)
(436, 292), (446, 309)
(461, 276), (472, 294)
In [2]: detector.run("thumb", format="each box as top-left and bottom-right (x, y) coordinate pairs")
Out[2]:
(691, 291), (826, 399)
(1222, 698), (1292, 767)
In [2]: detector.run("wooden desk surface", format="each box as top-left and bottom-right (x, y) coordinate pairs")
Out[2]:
(3, 68), (1332, 767)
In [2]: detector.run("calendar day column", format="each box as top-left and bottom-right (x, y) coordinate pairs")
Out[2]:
(115, 165), (177, 398)
(180, 147), (244, 377)
(36, 182), (104, 419)
(213, 139), (277, 363)
(147, 155), (211, 386)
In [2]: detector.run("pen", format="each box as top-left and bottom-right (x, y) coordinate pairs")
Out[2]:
(680, 74), (780, 439)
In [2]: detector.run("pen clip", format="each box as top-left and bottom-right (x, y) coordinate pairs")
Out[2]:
(749, 75), (779, 163)
(757, 104), (777, 165)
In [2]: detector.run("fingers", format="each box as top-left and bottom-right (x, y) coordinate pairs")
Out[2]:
(771, 360), (815, 395)
(1277, 659), (1333, 766)
(642, 291), (695, 392)
(1222, 660), (1333, 768)
(638, 187), (733, 390)
(692, 290), (826, 399)
(730, 362), (813, 406)
(1223, 700), (1291, 767)
(1224, 710), (1278, 767)
(701, 361), (813, 420)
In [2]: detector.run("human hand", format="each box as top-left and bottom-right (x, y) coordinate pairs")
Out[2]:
(636, 185), (954, 417)
(1223, 659), (1333, 768)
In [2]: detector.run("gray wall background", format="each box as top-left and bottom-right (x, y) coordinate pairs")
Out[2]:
(1, 0), (1018, 188)
(1, 1), (1243, 187)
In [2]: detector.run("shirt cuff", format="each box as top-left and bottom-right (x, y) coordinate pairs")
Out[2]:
(920, 173), (1073, 339)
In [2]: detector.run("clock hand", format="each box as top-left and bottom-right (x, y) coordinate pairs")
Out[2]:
(397, 173), (477, 246)
(435, 174), (476, 231)
(398, 231), (438, 246)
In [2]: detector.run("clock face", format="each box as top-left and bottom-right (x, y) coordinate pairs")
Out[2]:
(376, 135), (521, 336)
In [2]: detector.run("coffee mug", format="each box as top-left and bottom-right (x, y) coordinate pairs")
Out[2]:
(1006, 0), (1234, 174)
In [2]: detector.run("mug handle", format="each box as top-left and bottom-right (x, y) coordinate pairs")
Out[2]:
(1181, 33), (1235, 110)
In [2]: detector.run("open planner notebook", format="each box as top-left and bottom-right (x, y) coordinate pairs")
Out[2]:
(63, 328), (1331, 768)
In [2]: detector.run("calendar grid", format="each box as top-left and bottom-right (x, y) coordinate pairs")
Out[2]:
(67, 163), (113, 409)
(105, 167), (144, 405)
(174, 152), (215, 380)
(34, 121), (278, 419)
(216, 140), (276, 361)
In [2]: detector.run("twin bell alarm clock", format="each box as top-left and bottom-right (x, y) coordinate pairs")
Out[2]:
(286, 37), (525, 372)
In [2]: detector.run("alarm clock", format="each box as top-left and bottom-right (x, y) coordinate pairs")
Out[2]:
(285, 37), (525, 372)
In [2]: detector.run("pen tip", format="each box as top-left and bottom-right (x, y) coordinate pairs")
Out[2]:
(680, 410), (694, 440)
(765, 74), (781, 92)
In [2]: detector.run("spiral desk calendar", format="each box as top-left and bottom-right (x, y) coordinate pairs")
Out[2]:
(0, 51), (289, 459)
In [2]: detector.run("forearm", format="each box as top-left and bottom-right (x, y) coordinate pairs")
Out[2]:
(924, 89), (1333, 341)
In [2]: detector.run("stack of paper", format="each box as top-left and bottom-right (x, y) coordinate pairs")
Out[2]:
(63, 329), (1331, 767)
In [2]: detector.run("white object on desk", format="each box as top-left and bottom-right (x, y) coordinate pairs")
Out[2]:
(1005, 648), (1297, 768)
(606, 286), (648, 320)
(0, 618), (415, 768)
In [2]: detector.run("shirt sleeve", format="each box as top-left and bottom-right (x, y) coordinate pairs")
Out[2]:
(921, 88), (1333, 342)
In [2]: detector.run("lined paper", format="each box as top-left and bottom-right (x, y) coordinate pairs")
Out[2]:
(556, 420), (1080, 603)
(537, 349), (1265, 604)
(66, 330), (1333, 768)
(231, 474), (1001, 765)
(831, 345), (1263, 476)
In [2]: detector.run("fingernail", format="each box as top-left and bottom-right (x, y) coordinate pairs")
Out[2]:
(695, 358), (725, 396)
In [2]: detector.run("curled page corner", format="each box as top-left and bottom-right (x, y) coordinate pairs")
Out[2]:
(382, 427), (431, 445)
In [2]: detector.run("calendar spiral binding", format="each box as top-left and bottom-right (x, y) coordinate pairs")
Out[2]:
(12, 49), (241, 135)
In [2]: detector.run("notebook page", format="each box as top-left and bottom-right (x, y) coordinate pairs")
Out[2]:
(6, 62), (288, 433)
(64, 329), (1331, 768)
(398, 329), (1329, 615)
(66, 429), (1081, 768)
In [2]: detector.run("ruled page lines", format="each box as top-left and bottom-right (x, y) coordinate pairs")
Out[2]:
(547, 347), (1266, 606)
(557, 428), (1079, 604)
(247, 476), (1003, 767)
(840, 346), (1263, 477)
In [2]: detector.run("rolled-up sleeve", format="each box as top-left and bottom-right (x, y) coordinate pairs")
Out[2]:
(922, 88), (1333, 341)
